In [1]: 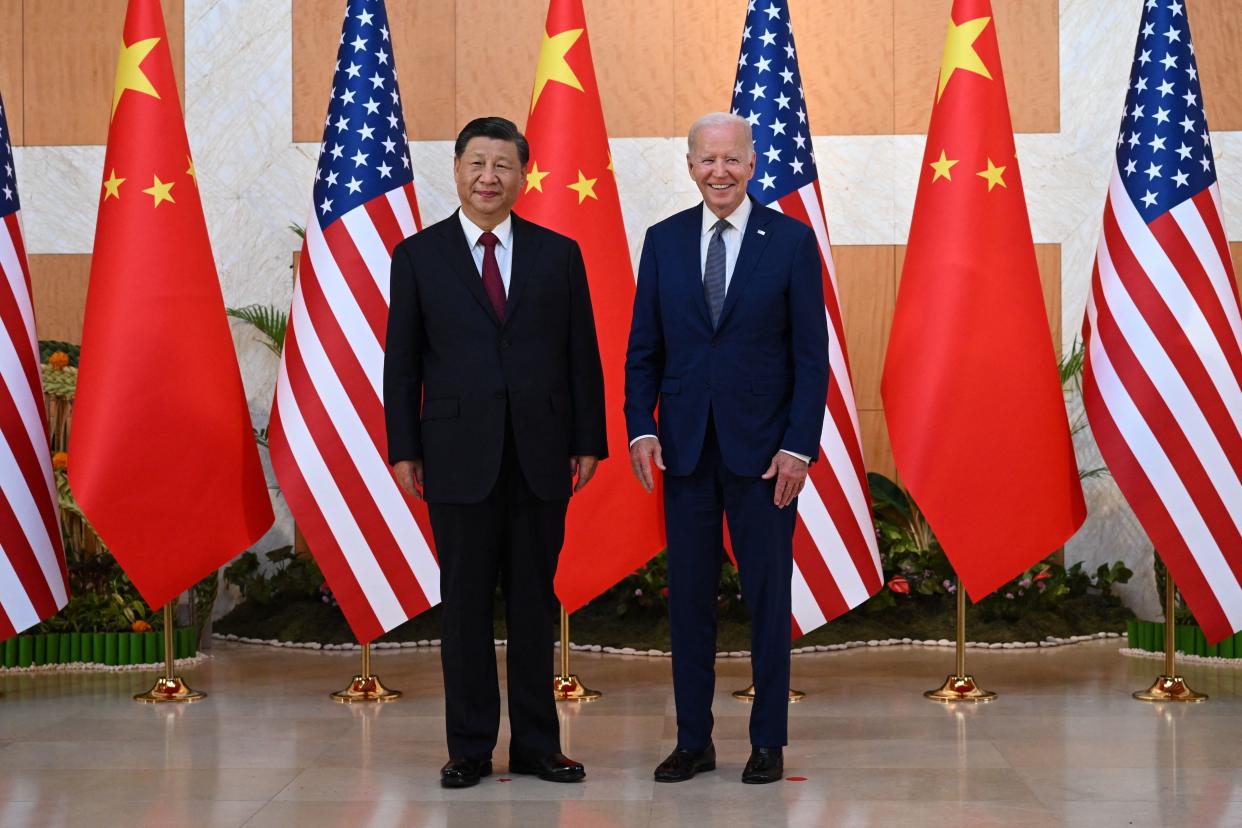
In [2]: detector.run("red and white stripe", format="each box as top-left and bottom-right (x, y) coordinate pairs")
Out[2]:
(1082, 164), (1242, 643)
(268, 183), (441, 644)
(766, 181), (883, 636)
(0, 210), (68, 640)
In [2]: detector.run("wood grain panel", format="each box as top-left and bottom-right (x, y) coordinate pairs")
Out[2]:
(1034, 243), (1061, 356)
(292, 0), (456, 143)
(792, 0), (895, 135)
(835, 245), (895, 410)
(0, 0), (21, 145)
(1187, 0), (1242, 131)
(672, 0), (740, 137)
(859, 409), (896, 479)
(585, 0), (674, 137)
(893, 0), (1059, 135)
(29, 254), (89, 343)
(24, 0), (183, 146)
(1232, 242), (1242, 296)
(453, 0), (544, 132)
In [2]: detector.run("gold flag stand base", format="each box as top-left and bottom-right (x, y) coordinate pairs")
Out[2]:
(924, 674), (996, 703)
(135, 604), (205, 703)
(1134, 579), (1207, 703)
(331, 643), (401, 703)
(553, 608), (601, 702)
(731, 684), (806, 702)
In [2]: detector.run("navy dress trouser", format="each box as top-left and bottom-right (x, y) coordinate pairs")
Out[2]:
(663, 414), (795, 750)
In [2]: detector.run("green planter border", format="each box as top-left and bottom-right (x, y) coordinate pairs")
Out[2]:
(0, 628), (197, 668)
(1126, 619), (1242, 658)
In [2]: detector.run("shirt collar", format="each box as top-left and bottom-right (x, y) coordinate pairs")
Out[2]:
(458, 209), (514, 250)
(701, 196), (753, 238)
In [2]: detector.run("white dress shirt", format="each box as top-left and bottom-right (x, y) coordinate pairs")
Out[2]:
(631, 198), (808, 465)
(458, 209), (514, 292)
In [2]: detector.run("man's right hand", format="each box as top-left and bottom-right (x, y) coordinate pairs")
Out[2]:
(393, 459), (424, 500)
(628, 437), (665, 493)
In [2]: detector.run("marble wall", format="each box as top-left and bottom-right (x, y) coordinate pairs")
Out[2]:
(12, 0), (1242, 619)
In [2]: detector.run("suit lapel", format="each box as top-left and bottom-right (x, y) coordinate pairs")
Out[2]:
(677, 205), (713, 327)
(505, 212), (540, 325)
(716, 201), (774, 330)
(439, 209), (501, 327)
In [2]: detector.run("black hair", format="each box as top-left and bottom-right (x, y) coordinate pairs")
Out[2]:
(453, 117), (530, 166)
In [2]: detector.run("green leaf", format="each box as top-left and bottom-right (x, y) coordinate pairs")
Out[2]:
(868, 472), (912, 521)
(226, 304), (288, 356)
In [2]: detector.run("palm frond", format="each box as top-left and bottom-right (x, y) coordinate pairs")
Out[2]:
(226, 304), (288, 356)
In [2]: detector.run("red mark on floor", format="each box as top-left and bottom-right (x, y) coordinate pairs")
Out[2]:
(497, 778), (512, 783)
(786, 776), (807, 782)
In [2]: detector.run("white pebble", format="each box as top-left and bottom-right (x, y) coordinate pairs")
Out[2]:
(589, 645), (601, 653)
(647, 649), (663, 657)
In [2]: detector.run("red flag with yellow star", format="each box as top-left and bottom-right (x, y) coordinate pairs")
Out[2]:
(881, 0), (1084, 600)
(69, 0), (273, 610)
(518, 0), (664, 612)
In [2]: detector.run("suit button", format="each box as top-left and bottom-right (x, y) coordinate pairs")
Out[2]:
(494, 391), (505, 400)
(501, 338), (511, 349)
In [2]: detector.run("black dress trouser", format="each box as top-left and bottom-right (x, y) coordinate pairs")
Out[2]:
(427, 418), (569, 761)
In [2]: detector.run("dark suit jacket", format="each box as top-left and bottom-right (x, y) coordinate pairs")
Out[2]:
(384, 211), (607, 504)
(623, 199), (830, 477)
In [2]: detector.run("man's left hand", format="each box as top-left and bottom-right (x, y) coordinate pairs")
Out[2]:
(761, 452), (808, 509)
(570, 455), (599, 493)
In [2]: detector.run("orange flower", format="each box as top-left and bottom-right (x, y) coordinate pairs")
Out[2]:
(132, 619), (152, 633)
(51, 452), (68, 471)
(48, 351), (70, 370)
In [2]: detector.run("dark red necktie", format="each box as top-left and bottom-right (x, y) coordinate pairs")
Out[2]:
(478, 231), (506, 323)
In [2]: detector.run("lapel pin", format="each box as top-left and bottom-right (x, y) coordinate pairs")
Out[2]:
(757, 229), (766, 236)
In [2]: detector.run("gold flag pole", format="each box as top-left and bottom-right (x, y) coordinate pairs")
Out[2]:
(553, 607), (600, 701)
(134, 603), (204, 703)
(1133, 577), (1206, 702)
(925, 577), (996, 702)
(331, 641), (401, 703)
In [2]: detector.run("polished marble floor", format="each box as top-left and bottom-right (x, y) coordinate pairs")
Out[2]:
(2, 640), (1242, 827)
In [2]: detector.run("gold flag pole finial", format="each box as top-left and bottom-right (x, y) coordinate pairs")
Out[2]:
(924, 577), (996, 702)
(331, 641), (402, 703)
(134, 602), (205, 703)
(553, 607), (601, 701)
(1133, 576), (1207, 702)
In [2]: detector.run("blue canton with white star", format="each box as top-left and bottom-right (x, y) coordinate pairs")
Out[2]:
(313, 0), (413, 229)
(0, 91), (18, 218)
(730, 0), (816, 202)
(1117, 0), (1215, 222)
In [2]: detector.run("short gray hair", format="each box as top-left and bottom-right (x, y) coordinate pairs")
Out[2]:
(687, 112), (754, 157)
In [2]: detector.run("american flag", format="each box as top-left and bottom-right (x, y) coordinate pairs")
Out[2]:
(1082, 0), (1242, 644)
(730, 0), (883, 636)
(0, 90), (69, 640)
(268, 0), (438, 644)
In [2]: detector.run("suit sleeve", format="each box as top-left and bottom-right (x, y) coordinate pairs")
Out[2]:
(781, 226), (830, 461)
(623, 230), (664, 442)
(567, 240), (608, 459)
(383, 241), (424, 464)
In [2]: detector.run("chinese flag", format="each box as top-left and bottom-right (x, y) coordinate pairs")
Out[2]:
(518, 0), (664, 612)
(881, 0), (1084, 600)
(69, 0), (273, 609)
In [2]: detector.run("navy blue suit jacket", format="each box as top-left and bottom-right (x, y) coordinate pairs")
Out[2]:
(623, 200), (830, 477)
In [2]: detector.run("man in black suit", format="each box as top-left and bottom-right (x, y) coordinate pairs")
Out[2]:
(384, 117), (606, 789)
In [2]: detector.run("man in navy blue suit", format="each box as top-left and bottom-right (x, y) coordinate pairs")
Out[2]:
(624, 112), (829, 785)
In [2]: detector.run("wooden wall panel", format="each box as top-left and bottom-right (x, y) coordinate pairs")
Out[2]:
(1187, 0), (1242, 131)
(671, 0), (738, 137)
(859, 410), (896, 480)
(1232, 242), (1242, 296)
(1035, 243), (1061, 355)
(0, 0), (22, 145)
(23, 0), (184, 146)
(792, 0), (896, 135)
(586, 1), (675, 138)
(835, 245), (895, 411)
(292, 0), (456, 143)
(452, 0), (544, 132)
(29, 254), (90, 343)
(893, 0), (1059, 135)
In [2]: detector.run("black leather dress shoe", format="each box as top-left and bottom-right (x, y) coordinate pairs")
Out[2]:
(741, 747), (784, 784)
(653, 743), (716, 782)
(509, 752), (585, 782)
(440, 757), (492, 788)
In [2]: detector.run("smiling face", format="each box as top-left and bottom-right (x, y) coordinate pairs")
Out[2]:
(453, 137), (527, 230)
(687, 120), (756, 219)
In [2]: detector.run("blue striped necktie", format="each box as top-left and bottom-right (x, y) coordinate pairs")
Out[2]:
(703, 219), (729, 327)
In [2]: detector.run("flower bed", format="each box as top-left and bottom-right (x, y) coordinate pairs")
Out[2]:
(0, 627), (197, 668)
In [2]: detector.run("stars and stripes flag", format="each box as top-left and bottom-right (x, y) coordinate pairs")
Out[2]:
(0, 91), (69, 641)
(1082, 0), (1242, 644)
(268, 0), (438, 644)
(731, 0), (883, 636)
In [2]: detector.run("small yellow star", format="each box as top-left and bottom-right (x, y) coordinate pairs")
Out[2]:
(102, 169), (125, 200)
(567, 170), (598, 204)
(112, 37), (161, 118)
(525, 161), (550, 193)
(531, 28), (584, 112)
(976, 158), (1007, 192)
(142, 174), (176, 207)
(929, 150), (959, 183)
(607, 153), (614, 173)
(186, 155), (196, 182)
(937, 17), (993, 102)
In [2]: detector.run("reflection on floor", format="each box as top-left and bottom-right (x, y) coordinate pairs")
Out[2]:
(2, 639), (1242, 827)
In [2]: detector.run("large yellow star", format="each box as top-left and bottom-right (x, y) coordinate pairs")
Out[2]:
(977, 158), (1007, 192)
(531, 28), (584, 113)
(937, 17), (992, 102)
(929, 150), (958, 183)
(567, 170), (598, 204)
(142, 174), (176, 207)
(112, 37), (162, 118)
(102, 169), (125, 200)
(525, 161), (550, 193)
